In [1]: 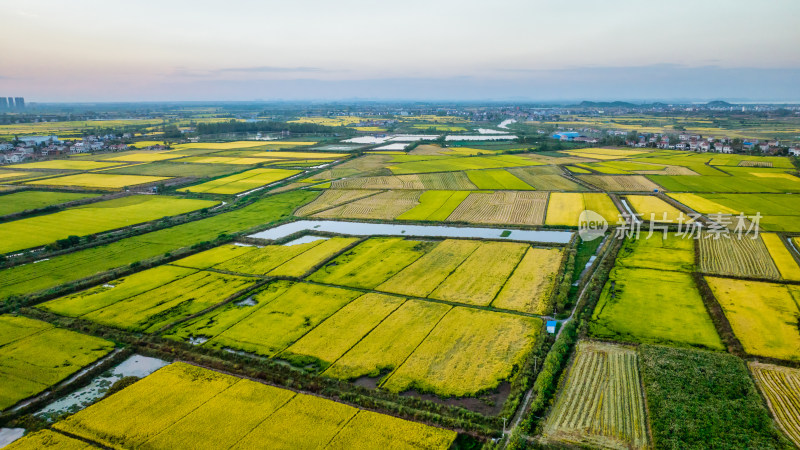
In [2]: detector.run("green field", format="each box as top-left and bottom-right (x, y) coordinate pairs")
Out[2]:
(213, 237), (358, 277)
(395, 190), (470, 221)
(0, 190), (99, 216)
(669, 192), (800, 231)
(0, 190), (318, 299)
(590, 234), (723, 349)
(178, 168), (301, 194)
(0, 315), (114, 410)
(40, 267), (259, 332)
(466, 169), (534, 190)
(0, 195), (217, 254)
(388, 155), (539, 174)
(640, 345), (791, 449)
(308, 237), (433, 289)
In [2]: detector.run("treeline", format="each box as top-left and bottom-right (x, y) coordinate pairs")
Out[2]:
(196, 120), (348, 135)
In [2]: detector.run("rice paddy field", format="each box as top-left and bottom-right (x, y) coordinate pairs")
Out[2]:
(706, 277), (800, 362)
(0, 190), (316, 299)
(177, 168), (300, 194)
(543, 341), (649, 449)
(668, 192), (800, 231)
(590, 233), (724, 349)
(749, 362), (800, 447)
(698, 233), (782, 280)
(0, 195), (217, 254)
(0, 315), (114, 410)
(545, 192), (621, 226)
(625, 195), (687, 222)
(6, 160), (122, 171)
(45, 362), (456, 449)
(4, 128), (800, 446)
(578, 174), (661, 192)
(0, 190), (99, 216)
(25, 173), (172, 189)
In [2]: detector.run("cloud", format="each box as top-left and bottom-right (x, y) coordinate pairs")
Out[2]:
(213, 66), (327, 74)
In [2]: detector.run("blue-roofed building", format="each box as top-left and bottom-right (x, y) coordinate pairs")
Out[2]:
(552, 132), (581, 141)
(546, 321), (557, 334)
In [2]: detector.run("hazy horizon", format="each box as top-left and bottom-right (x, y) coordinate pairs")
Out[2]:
(2, 0), (799, 103)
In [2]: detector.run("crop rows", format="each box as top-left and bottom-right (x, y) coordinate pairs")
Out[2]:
(698, 234), (781, 279)
(749, 362), (800, 447)
(0, 315), (114, 410)
(314, 190), (421, 220)
(294, 188), (379, 215)
(544, 341), (649, 449)
(331, 172), (476, 190)
(579, 174), (661, 192)
(446, 191), (548, 225)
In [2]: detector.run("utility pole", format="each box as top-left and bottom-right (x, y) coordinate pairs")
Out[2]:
(502, 417), (507, 435)
(534, 355), (539, 374)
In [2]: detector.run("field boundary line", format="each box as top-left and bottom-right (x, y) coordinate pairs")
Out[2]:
(226, 391), (298, 449)
(51, 428), (113, 450)
(376, 306), (453, 390)
(487, 245), (536, 311)
(323, 298), (407, 372)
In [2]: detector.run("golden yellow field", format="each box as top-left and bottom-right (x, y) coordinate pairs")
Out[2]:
(706, 277), (800, 361)
(381, 307), (541, 396)
(668, 193), (739, 215)
(25, 173), (170, 189)
(626, 195), (687, 222)
(580, 175), (661, 192)
(314, 190), (421, 220)
(445, 191), (548, 225)
(545, 192), (620, 226)
(749, 362), (800, 447)
(176, 156), (277, 165)
(249, 151), (346, 159)
(105, 152), (181, 162)
(761, 233), (800, 281)
(295, 189), (379, 216)
(50, 362), (455, 449)
(492, 247), (563, 314)
(7, 160), (121, 171)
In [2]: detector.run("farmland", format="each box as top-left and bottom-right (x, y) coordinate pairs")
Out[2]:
(0, 190), (316, 299)
(48, 363), (455, 449)
(313, 190), (421, 220)
(698, 233), (781, 279)
(750, 362), (800, 447)
(6, 160), (121, 171)
(578, 174), (661, 192)
(177, 168), (301, 194)
(545, 192), (620, 226)
(466, 169), (535, 190)
(4, 107), (800, 448)
(625, 195), (687, 222)
(25, 173), (171, 189)
(445, 191), (548, 225)
(543, 341), (649, 449)
(381, 307), (541, 397)
(706, 277), (800, 362)
(40, 267), (259, 332)
(0, 190), (98, 216)
(590, 234), (724, 349)
(639, 345), (790, 449)
(396, 190), (470, 221)
(0, 195), (217, 254)
(0, 315), (114, 410)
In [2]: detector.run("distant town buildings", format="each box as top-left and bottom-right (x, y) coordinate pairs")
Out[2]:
(0, 97), (25, 110)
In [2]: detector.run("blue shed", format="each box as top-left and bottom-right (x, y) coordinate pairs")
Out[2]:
(546, 321), (557, 334)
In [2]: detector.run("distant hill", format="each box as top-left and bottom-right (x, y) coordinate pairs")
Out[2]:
(706, 100), (733, 107)
(577, 101), (637, 108)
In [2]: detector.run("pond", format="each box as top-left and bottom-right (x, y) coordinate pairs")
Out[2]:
(249, 220), (572, 244)
(35, 355), (169, 421)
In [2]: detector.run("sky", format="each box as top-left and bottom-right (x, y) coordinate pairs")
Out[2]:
(1, 0), (799, 103)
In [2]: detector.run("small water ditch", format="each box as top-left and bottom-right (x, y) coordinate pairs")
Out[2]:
(34, 354), (169, 421)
